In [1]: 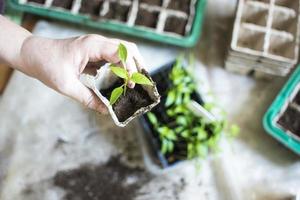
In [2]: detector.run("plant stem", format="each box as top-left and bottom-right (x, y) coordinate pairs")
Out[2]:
(123, 82), (127, 95)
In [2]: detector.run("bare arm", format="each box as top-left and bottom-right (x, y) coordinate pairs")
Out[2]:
(0, 15), (146, 113)
(0, 15), (31, 69)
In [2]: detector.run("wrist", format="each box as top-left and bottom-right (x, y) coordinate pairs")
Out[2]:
(18, 33), (33, 67)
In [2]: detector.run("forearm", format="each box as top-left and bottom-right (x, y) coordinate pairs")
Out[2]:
(0, 15), (32, 70)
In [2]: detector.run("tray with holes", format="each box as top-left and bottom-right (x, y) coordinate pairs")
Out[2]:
(7, 0), (206, 47)
(225, 0), (300, 77)
(264, 65), (300, 154)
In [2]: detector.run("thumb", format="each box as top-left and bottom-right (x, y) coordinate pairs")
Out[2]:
(66, 79), (108, 114)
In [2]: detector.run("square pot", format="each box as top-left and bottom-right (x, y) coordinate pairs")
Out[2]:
(135, 9), (159, 29)
(140, 0), (163, 6)
(139, 61), (205, 168)
(264, 66), (300, 154)
(79, 0), (103, 16)
(27, 0), (45, 4)
(167, 0), (191, 13)
(102, 2), (130, 22)
(80, 64), (160, 127)
(52, 0), (73, 10)
(164, 16), (188, 35)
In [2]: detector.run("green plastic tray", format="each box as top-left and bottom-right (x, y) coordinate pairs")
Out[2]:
(263, 66), (300, 155)
(7, 0), (206, 47)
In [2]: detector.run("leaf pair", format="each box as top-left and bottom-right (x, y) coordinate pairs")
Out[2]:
(111, 66), (153, 85)
(109, 43), (153, 105)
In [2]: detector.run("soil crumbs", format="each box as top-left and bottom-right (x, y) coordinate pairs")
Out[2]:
(54, 156), (151, 200)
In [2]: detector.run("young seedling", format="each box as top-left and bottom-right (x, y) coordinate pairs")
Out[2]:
(109, 43), (153, 105)
(146, 55), (239, 164)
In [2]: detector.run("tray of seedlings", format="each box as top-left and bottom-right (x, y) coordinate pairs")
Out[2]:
(140, 58), (239, 168)
(7, 0), (206, 47)
(264, 66), (300, 154)
(226, 0), (300, 77)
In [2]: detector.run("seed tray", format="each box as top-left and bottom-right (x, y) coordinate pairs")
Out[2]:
(263, 65), (300, 154)
(139, 61), (204, 168)
(226, 0), (300, 76)
(7, 0), (207, 47)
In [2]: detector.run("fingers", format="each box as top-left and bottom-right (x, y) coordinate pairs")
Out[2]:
(130, 44), (147, 71)
(105, 39), (145, 88)
(125, 55), (138, 88)
(77, 35), (146, 88)
(63, 79), (108, 114)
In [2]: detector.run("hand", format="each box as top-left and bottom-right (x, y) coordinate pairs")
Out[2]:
(19, 34), (146, 113)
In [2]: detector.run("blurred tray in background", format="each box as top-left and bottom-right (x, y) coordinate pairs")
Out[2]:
(226, 0), (300, 77)
(7, 0), (207, 47)
(264, 66), (300, 154)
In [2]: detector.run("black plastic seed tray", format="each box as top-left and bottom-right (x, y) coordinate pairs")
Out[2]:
(139, 61), (203, 168)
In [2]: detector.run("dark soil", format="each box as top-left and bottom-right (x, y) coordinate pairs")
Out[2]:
(135, 9), (159, 28)
(164, 16), (187, 35)
(52, 0), (73, 9)
(79, 0), (103, 15)
(140, 0), (163, 6)
(277, 105), (300, 136)
(100, 79), (154, 123)
(102, 2), (130, 22)
(167, 0), (191, 13)
(28, 0), (45, 4)
(54, 156), (151, 200)
(293, 90), (300, 105)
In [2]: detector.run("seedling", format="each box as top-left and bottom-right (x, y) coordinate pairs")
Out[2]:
(109, 43), (153, 105)
(146, 56), (239, 163)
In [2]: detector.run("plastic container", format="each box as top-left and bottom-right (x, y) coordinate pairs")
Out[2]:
(263, 65), (300, 154)
(7, 0), (206, 47)
(226, 0), (300, 76)
(139, 61), (204, 168)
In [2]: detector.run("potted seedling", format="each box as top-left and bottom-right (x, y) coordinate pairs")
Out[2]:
(140, 57), (238, 168)
(80, 43), (160, 127)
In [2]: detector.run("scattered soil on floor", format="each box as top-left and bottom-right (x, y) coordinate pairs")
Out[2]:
(54, 156), (152, 200)
(101, 79), (154, 122)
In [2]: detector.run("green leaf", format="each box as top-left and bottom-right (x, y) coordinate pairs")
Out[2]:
(147, 112), (158, 126)
(167, 141), (174, 153)
(161, 139), (168, 155)
(118, 43), (127, 62)
(110, 66), (128, 79)
(166, 131), (177, 141)
(196, 144), (208, 157)
(175, 126), (184, 134)
(131, 72), (153, 85)
(109, 86), (124, 105)
(165, 90), (176, 107)
(175, 93), (183, 105)
(183, 93), (191, 104)
(187, 143), (194, 159)
(181, 130), (189, 138)
(196, 128), (207, 140)
(229, 124), (240, 137)
(176, 116), (188, 126)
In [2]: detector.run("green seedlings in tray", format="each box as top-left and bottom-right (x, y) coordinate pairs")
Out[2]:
(109, 43), (153, 105)
(147, 56), (239, 161)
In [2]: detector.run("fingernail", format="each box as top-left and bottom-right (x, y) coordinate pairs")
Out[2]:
(128, 81), (135, 88)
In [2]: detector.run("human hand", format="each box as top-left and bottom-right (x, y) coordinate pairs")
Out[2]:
(19, 34), (146, 113)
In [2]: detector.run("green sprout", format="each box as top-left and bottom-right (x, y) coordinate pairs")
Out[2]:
(147, 55), (239, 163)
(109, 43), (153, 105)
